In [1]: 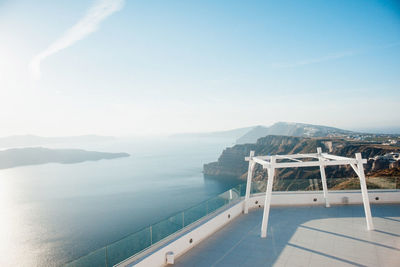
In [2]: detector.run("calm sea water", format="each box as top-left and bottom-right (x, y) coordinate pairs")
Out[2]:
(0, 137), (240, 267)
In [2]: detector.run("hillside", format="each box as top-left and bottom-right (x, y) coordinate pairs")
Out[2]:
(203, 135), (400, 184)
(0, 147), (130, 169)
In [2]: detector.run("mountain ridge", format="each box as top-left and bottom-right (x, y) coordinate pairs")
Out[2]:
(170, 122), (362, 144)
(236, 122), (354, 144)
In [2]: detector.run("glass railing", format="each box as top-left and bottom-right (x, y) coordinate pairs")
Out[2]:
(250, 177), (400, 193)
(65, 183), (245, 267)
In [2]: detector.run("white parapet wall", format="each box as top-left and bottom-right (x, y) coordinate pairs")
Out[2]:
(247, 190), (400, 210)
(120, 189), (400, 267)
(118, 200), (245, 267)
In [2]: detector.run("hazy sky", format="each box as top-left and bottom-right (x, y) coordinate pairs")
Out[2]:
(1, 0), (399, 137)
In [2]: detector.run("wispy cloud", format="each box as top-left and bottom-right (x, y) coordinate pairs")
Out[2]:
(271, 41), (400, 69)
(379, 41), (400, 49)
(30, 0), (125, 80)
(271, 51), (355, 69)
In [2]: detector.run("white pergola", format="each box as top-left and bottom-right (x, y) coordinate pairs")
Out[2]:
(244, 147), (374, 238)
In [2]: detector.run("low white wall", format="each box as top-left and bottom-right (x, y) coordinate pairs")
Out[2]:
(247, 190), (400, 210)
(122, 190), (399, 267)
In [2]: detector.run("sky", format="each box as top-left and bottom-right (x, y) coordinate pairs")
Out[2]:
(0, 0), (399, 137)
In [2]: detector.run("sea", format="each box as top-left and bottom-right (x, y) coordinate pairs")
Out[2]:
(0, 136), (241, 267)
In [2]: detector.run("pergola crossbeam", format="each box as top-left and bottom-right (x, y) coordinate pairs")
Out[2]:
(272, 159), (364, 169)
(322, 153), (357, 161)
(350, 163), (361, 177)
(246, 153), (320, 161)
(275, 155), (303, 162)
(252, 157), (271, 168)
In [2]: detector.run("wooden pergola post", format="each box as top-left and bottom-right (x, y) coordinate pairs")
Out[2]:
(261, 156), (275, 238)
(244, 151), (255, 214)
(355, 153), (374, 230)
(317, 147), (330, 207)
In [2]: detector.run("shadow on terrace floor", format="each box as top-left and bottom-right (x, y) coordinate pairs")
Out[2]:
(174, 204), (400, 267)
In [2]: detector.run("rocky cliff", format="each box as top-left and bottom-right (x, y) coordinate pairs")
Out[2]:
(203, 135), (400, 182)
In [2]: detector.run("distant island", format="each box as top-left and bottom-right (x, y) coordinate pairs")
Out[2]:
(0, 134), (115, 149)
(0, 147), (130, 169)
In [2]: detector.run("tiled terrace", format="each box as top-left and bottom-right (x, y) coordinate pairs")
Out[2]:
(174, 204), (400, 267)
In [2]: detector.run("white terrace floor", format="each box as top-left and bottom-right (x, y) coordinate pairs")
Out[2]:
(174, 204), (400, 267)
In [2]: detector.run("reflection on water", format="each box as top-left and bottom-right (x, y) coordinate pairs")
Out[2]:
(0, 137), (239, 266)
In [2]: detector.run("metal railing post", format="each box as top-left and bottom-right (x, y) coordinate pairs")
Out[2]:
(105, 246), (108, 267)
(150, 226), (153, 245)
